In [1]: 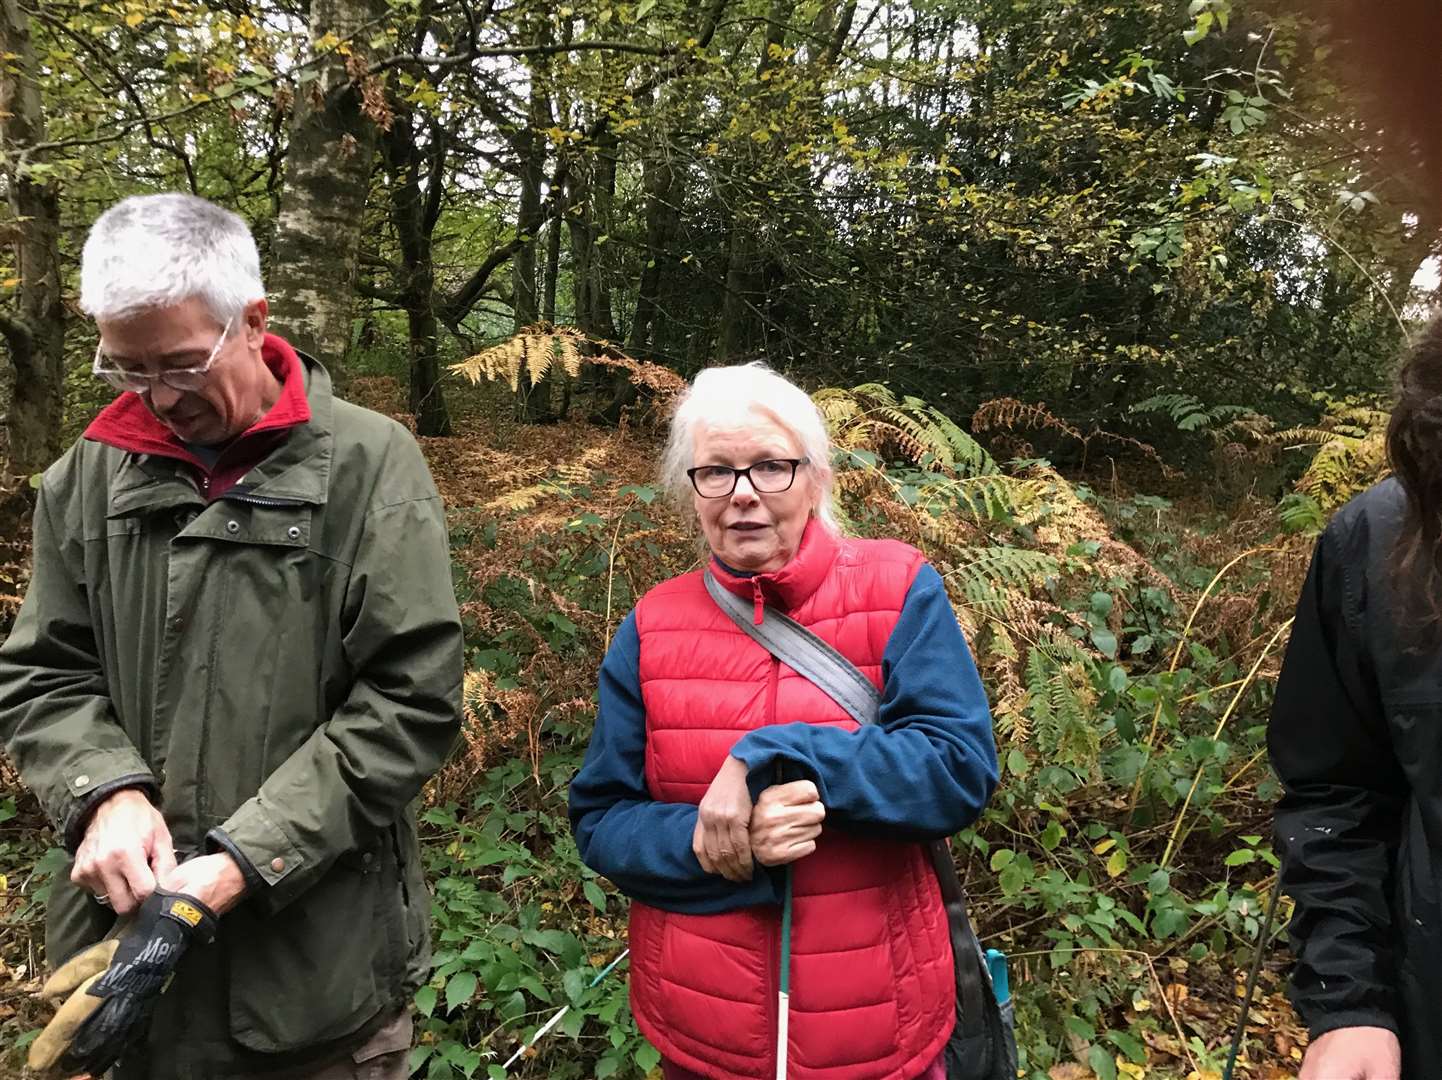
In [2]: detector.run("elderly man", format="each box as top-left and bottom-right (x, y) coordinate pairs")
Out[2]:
(0, 193), (463, 1079)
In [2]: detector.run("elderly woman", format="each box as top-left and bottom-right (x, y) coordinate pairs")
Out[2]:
(569, 364), (999, 1080)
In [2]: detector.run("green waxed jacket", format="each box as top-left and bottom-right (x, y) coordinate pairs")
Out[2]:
(0, 356), (463, 1074)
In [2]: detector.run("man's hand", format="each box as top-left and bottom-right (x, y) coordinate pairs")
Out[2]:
(160, 854), (248, 916)
(28, 888), (218, 1077)
(71, 789), (175, 916)
(693, 755), (754, 883)
(1299, 1026), (1402, 1080)
(750, 780), (825, 867)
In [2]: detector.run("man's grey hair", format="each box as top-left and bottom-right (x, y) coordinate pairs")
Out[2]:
(661, 362), (840, 534)
(79, 193), (265, 324)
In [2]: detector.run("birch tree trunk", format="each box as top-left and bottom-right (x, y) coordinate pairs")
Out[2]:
(268, 0), (384, 371)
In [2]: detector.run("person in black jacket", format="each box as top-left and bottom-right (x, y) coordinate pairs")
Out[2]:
(1271, 318), (1442, 1080)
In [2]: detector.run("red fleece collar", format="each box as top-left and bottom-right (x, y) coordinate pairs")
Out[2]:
(709, 517), (840, 619)
(83, 333), (311, 468)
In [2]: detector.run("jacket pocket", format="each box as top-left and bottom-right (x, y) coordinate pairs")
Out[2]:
(226, 858), (386, 1053)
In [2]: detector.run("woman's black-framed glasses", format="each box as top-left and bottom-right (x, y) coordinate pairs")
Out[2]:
(687, 457), (809, 498)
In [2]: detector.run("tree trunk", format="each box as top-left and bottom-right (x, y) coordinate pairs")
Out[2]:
(0, 0), (65, 474)
(589, 132), (621, 340)
(381, 110), (453, 437)
(626, 114), (680, 357)
(513, 42), (558, 422)
(542, 215), (563, 324)
(268, 0), (384, 373)
(718, 0), (793, 359)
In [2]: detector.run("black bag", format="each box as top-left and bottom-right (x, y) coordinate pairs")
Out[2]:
(704, 571), (1019, 1080)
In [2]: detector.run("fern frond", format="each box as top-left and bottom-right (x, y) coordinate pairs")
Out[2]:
(452, 325), (686, 399)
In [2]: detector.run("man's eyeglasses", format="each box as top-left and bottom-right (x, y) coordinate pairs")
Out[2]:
(93, 316), (235, 394)
(687, 458), (809, 498)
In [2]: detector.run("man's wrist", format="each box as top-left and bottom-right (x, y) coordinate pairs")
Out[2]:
(206, 852), (250, 913)
(203, 827), (267, 893)
(66, 778), (159, 851)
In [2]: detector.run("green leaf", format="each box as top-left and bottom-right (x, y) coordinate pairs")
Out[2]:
(415, 985), (438, 1017)
(1107, 665), (1128, 693)
(1152, 905), (1188, 937)
(1148, 869), (1171, 895)
(1088, 1043), (1118, 1080)
(1108, 1029), (1147, 1064)
(989, 848), (1016, 872)
(1041, 820), (1064, 852)
(636, 0), (657, 16)
(33, 846), (70, 878)
(999, 863), (1026, 895)
(1106, 849), (1128, 878)
(1224, 849), (1257, 866)
(596, 1052), (622, 1079)
(636, 1043), (662, 1072)
(584, 879), (608, 911)
(1090, 591), (1113, 617)
(1065, 1015), (1097, 1042)
(1006, 747), (1029, 776)
(446, 971), (478, 1012)
(1090, 626), (1118, 659)
(563, 967), (587, 1004)
(522, 928), (573, 954)
(499, 989), (527, 1023)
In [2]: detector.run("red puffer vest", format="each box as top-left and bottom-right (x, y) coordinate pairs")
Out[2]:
(628, 521), (956, 1080)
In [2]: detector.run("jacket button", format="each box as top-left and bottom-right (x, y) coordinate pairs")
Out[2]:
(362, 851), (374, 866)
(74, 774), (90, 788)
(225, 520), (240, 534)
(286, 526), (301, 540)
(271, 857), (286, 873)
(171, 616), (184, 631)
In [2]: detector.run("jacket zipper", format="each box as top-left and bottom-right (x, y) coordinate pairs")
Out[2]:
(192, 564), (231, 831)
(223, 492), (307, 508)
(766, 655), (781, 727)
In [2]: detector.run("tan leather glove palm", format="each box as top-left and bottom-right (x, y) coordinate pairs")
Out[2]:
(28, 936), (123, 1072)
(28, 890), (216, 1076)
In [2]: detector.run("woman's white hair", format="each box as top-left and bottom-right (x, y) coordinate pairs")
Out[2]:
(79, 193), (265, 324)
(661, 362), (840, 534)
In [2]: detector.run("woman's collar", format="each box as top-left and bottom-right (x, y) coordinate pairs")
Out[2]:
(707, 517), (840, 613)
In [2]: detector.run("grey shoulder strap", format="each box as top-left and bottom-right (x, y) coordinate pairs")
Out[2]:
(703, 569), (881, 727)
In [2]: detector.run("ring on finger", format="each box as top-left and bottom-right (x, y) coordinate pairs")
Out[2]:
(94, 893), (111, 907)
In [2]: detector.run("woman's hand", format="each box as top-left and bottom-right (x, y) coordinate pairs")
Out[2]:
(750, 781), (825, 867)
(1299, 1026), (1401, 1080)
(693, 756), (755, 882)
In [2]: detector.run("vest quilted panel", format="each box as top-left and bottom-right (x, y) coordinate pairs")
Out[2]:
(628, 523), (956, 1080)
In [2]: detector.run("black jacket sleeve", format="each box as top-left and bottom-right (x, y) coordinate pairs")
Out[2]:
(1270, 515), (1407, 1038)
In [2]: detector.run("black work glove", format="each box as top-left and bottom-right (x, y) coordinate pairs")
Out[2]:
(28, 888), (217, 1076)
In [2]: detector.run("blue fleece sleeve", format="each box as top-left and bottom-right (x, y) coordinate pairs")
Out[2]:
(729, 564), (998, 837)
(568, 612), (783, 913)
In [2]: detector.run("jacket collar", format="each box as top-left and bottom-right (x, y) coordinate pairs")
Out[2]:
(104, 344), (335, 516)
(85, 333), (312, 465)
(708, 517), (840, 620)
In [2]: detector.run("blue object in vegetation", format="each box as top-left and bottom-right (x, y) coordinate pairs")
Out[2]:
(985, 948), (1010, 1005)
